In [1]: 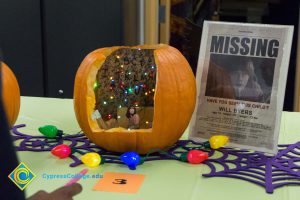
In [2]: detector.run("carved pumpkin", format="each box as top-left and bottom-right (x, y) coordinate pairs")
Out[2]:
(74, 44), (196, 154)
(1, 62), (20, 127)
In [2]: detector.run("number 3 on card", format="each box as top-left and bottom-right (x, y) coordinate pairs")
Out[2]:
(93, 172), (145, 193)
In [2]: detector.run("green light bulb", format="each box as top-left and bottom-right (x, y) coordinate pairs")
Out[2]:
(93, 82), (98, 90)
(128, 87), (133, 94)
(38, 125), (58, 138)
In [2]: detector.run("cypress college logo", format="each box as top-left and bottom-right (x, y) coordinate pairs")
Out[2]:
(8, 162), (36, 190)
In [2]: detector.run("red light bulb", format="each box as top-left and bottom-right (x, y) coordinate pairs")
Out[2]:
(187, 150), (208, 164)
(51, 144), (71, 159)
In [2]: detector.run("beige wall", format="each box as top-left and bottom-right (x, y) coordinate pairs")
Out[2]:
(294, 4), (300, 111)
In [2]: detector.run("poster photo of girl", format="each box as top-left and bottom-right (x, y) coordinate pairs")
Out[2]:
(126, 106), (140, 129)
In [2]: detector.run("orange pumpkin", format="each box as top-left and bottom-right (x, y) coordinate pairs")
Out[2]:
(74, 44), (196, 154)
(1, 62), (20, 127)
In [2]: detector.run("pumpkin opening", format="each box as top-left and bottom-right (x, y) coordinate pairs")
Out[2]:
(91, 48), (157, 132)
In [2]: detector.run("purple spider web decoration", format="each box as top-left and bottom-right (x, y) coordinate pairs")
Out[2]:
(203, 143), (300, 193)
(12, 124), (300, 193)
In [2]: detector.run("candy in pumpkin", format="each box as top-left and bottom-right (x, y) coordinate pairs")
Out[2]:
(74, 44), (196, 154)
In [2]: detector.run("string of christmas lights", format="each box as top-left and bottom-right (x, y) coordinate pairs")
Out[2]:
(94, 48), (157, 129)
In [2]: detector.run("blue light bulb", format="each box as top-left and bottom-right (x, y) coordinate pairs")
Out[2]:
(120, 152), (140, 170)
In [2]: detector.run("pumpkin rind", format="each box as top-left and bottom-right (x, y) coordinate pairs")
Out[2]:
(1, 62), (21, 127)
(74, 44), (196, 153)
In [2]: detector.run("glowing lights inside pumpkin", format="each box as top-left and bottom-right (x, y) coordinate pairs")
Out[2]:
(93, 48), (156, 130)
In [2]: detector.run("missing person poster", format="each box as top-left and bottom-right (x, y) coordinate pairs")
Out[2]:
(189, 21), (294, 154)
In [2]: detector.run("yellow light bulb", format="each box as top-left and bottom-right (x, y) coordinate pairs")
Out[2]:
(81, 152), (101, 167)
(209, 135), (229, 149)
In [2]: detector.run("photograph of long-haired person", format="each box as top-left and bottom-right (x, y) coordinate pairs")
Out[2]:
(205, 54), (275, 104)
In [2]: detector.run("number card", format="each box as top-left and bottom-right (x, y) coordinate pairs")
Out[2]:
(93, 172), (145, 193)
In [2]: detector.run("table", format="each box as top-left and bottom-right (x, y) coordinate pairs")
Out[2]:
(16, 97), (300, 200)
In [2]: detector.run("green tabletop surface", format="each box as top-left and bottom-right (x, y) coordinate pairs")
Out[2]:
(15, 97), (300, 200)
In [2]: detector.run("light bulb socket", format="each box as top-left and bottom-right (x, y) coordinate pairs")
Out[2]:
(203, 141), (211, 148)
(179, 152), (188, 162)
